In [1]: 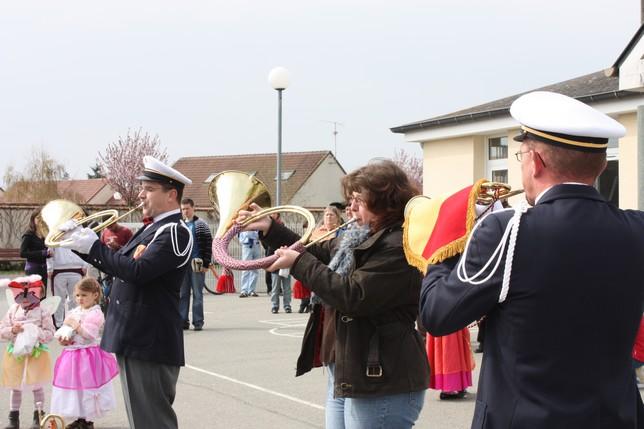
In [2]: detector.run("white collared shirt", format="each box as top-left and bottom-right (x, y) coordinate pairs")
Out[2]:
(144, 208), (181, 230)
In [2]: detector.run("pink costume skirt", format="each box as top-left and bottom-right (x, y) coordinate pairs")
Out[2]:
(53, 345), (118, 390)
(426, 327), (475, 392)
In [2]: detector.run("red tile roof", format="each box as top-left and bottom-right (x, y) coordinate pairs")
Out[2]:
(173, 151), (343, 209)
(56, 179), (107, 203)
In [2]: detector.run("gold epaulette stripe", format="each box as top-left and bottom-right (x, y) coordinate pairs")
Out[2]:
(522, 126), (608, 149)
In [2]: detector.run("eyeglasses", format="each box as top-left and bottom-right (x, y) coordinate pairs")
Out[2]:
(514, 150), (531, 162)
(514, 149), (547, 167)
(349, 194), (366, 206)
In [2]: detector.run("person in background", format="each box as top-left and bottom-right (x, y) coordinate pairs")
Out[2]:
(99, 221), (133, 312)
(238, 230), (260, 298)
(266, 213), (292, 314)
(47, 247), (87, 329)
(20, 208), (50, 293)
(179, 198), (213, 331)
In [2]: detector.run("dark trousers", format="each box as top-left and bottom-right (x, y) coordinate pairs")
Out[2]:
(117, 355), (180, 429)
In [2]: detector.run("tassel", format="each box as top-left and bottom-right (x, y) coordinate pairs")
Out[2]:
(216, 268), (236, 294)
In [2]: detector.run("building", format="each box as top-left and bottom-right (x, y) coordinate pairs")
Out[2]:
(391, 24), (644, 209)
(172, 150), (346, 212)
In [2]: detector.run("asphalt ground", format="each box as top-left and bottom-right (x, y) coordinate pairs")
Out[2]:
(1, 290), (641, 428)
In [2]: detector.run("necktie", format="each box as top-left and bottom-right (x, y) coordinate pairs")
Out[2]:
(142, 216), (154, 226)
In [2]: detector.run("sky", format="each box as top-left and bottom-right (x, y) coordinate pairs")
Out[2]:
(0, 0), (639, 186)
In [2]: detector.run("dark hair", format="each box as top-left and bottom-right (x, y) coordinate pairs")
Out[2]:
(342, 159), (419, 232)
(181, 198), (195, 206)
(526, 140), (606, 181)
(160, 183), (183, 203)
(75, 277), (103, 306)
(27, 208), (41, 236)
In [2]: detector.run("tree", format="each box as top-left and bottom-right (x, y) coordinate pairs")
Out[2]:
(99, 128), (168, 207)
(87, 161), (105, 179)
(2, 147), (69, 203)
(393, 148), (423, 190)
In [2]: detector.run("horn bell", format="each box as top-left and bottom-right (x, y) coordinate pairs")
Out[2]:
(208, 171), (271, 238)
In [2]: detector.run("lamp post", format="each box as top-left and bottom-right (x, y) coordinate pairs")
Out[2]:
(268, 66), (290, 205)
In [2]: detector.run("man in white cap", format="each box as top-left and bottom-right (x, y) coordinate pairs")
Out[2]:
(60, 156), (193, 429)
(419, 92), (644, 428)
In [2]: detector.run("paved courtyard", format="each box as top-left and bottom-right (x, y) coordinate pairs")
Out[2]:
(2, 289), (641, 428)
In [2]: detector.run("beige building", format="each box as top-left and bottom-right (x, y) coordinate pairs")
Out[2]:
(392, 24), (644, 210)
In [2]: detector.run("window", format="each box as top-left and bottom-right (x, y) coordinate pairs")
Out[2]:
(488, 136), (508, 160)
(274, 170), (295, 181)
(486, 136), (508, 183)
(595, 142), (619, 206)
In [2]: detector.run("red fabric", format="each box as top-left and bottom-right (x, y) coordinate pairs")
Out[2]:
(633, 316), (644, 362)
(426, 328), (475, 391)
(312, 308), (324, 368)
(422, 185), (472, 260)
(101, 225), (134, 250)
(292, 280), (311, 299)
(216, 271), (236, 294)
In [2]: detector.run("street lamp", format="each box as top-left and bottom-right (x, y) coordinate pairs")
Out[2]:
(268, 66), (290, 205)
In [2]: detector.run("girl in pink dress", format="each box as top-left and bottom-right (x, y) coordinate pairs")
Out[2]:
(51, 277), (118, 429)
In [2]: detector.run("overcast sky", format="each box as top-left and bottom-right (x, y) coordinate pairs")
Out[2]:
(0, 0), (639, 186)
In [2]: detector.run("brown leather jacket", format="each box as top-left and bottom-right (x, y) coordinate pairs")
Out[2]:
(263, 221), (429, 398)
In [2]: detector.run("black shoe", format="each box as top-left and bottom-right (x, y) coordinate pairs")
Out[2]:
(250, 292), (259, 297)
(439, 390), (467, 400)
(239, 292), (248, 298)
(193, 325), (203, 331)
(182, 322), (190, 330)
(5, 411), (18, 429)
(298, 306), (305, 313)
(285, 307), (292, 313)
(271, 308), (278, 314)
(30, 410), (44, 429)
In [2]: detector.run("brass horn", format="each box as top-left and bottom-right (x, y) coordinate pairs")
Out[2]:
(37, 200), (143, 247)
(209, 171), (316, 270)
(477, 181), (524, 205)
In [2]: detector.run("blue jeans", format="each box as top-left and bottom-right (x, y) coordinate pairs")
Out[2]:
(180, 269), (205, 327)
(270, 272), (291, 310)
(326, 363), (426, 429)
(240, 244), (260, 294)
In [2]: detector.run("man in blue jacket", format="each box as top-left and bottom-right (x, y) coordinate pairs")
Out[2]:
(60, 156), (193, 429)
(420, 92), (644, 428)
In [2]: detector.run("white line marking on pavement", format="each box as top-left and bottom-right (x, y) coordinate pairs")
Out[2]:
(185, 364), (325, 410)
(258, 318), (308, 338)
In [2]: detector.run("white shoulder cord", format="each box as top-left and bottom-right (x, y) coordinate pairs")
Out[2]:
(498, 201), (528, 303)
(149, 221), (194, 268)
(456, 201), (529, 302)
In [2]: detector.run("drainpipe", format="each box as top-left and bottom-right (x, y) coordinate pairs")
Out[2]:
(638, 106), (644, 209)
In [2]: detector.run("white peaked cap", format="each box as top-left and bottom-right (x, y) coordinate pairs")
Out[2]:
(510, 91), (626, 152)
(138, 156), (192, 188)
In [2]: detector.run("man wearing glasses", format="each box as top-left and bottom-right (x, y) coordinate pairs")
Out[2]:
(420, 91), (644, 428)
(60, 156), (193, 429)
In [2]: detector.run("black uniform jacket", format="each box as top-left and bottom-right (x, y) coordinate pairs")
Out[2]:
(420, 184), (644, 429)
(85, 212), (190, 366)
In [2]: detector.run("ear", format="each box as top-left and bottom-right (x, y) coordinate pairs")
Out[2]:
(531, 152), (546, 178)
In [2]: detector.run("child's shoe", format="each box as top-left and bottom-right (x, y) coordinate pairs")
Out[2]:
(4, 411), (18, 429)
(29, 410), (44, 429)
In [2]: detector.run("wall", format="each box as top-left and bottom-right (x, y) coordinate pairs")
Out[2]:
(290, 154), (345, 208)
(619, 112), (639, 209)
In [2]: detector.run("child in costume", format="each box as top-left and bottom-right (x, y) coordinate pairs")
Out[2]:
(0, 274), (56, 429)
(51, 277), (118, 429)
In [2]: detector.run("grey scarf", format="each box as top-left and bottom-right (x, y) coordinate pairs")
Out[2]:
(327, 224), (371, 276)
